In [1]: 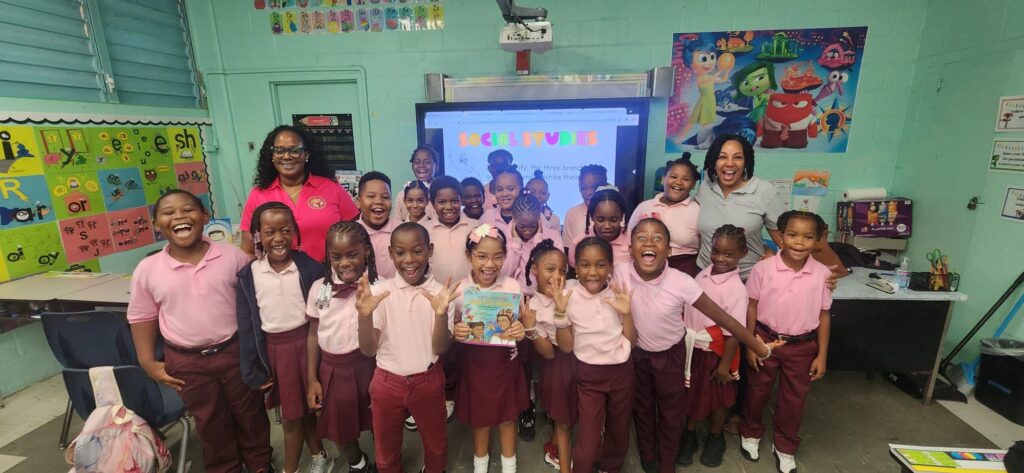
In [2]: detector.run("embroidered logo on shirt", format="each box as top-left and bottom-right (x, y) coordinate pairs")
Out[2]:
(308, 196), (326, 209)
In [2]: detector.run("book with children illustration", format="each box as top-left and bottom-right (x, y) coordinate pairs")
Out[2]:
(462, 287), (521, 347)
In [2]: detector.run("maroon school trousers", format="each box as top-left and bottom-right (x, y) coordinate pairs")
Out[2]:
(572, 359), (634, 473)
(739, 329), (819, 455)
(369, 363), (448, 473)
(632, 341), (686, 473)
(164, 338), (271, 473)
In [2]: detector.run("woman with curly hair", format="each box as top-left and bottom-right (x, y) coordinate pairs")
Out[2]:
(240, 125), (359, 262)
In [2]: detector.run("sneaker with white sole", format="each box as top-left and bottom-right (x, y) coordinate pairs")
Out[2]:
(446, 400), (455, 422)
(772, 445), (797, 473)
(543, 441), (560, 470)
(740, 436), (761, 462)
(308, 450), (335, 473)
(405, 415), (418, 431)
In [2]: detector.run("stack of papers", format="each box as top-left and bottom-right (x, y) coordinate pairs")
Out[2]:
(889, 444), (1007, 472)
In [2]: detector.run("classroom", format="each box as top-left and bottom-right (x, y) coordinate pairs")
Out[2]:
(1, 0), (1023, 472)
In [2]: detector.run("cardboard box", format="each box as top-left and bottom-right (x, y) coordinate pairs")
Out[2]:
(837, 198), (912, 237)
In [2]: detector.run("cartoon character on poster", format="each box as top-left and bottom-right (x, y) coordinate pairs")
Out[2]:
(284, 11), (298, 34)
(357, 9), (369, 31)
(313, 10), (326, 33)
(46, 172), (104, 220)
(300, 11), (313, 33)
(270, 12), (283, 34)
(414, 5), (427, 30)
(39, 127), (92, 172)
(666, 27), (867, 153)
(107, 206), (156, 252)
(0, 126), (44, 175)
(398, 6), (413, 30)
(59, 213), (115, 264)
(98, 168), (146, 211)
(428, 4), (444, 29)
(204, 218), (233, 243)
(140, 163), (178, 205)
(0, 175), (55, 228)
(175, 162), (210, 197)
(369, 8), (383, 32)
(327, 10), (340, 33)
(0, 222), (67, 280)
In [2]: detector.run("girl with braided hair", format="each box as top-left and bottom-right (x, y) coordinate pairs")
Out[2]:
(505, 193), (563, 295)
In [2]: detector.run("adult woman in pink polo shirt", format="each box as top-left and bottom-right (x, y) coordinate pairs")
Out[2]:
(241, 126), (359, 262)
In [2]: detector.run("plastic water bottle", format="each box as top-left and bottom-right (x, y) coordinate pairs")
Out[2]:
(896, 257), (910, 290)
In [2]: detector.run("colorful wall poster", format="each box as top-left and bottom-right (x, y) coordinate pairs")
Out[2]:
(666, 27), (868, 153)
(990, 139), (1024, 172)
(995, 95), (1024, 131)
(0, 117), (210, 282)
(461, 288), (521, 347)
(266, 3), (445, 35)
(1001, 186), (1024, 223)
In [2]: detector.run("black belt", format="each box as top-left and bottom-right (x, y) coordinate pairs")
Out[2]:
(756, 322), (817, 343)
(164, 333), (238, 356)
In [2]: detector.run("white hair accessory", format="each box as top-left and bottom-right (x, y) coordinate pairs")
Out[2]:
(596, 184), (619, 192)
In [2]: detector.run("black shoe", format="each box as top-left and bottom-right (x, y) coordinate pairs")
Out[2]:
(700, 433), (726, 467)
(518, 402), (536, 442)
(351, 453), (378, 473)
(675, 429), (699, 466)
(641, 460), (659, 473)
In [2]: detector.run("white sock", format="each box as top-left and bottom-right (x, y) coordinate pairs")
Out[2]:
(474, 454), (490, 473)
(501, 454), (517, 473)
(350, 453), (366, 469)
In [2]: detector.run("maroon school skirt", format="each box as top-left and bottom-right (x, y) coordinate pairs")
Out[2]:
(265, 324), (310, 421)
(683, 349), (737, 420)
(455, 343), (529, 428)
(318, 349), (375, 445)
(668, 253), (699, 277)
(540, 349), (578, 426)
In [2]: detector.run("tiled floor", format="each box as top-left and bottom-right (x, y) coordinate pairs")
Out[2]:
(0, 371), (1019, 472)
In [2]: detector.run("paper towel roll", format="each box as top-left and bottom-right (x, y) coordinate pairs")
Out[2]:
(843, 188), (887, 201)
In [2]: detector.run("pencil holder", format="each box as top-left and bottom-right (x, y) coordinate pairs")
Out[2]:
(909, 272), (959, 292)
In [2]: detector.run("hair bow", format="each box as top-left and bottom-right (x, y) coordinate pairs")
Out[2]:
(469, 224), (499, 244)
(638, 211), (662, 221)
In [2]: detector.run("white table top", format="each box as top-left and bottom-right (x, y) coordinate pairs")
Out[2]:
(833, 268), (967, 302)
(0, 272), (124, 302)
(58, 274), (131, 305)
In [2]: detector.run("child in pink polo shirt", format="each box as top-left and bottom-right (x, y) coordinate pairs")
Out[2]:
(615, 218), (771, 473)
(627, 154), (701, 276)
(552, 237), (635, 473)
(519, 241), (575, 472)
(357, 171), (399, 280)
(356, 223), (458, 473)
(740, 211), (832, 473)
(305, 221), (377, 473)
(401, 180), (430, 224)
(525, 170), (560, 233)
(236, 202), (332, 473)
(483, 149), (514, 211)
(561, 164), (607, 248)
(679, 224), (749, 468)
(479, 167), (523, 237)
(394, 146), (439, 222)
(505, 194), (563, 295)
(427, 176), (479, 284)
(451, 224), (528, 473)
(129, 190), (272, 473)
(568, 188), (630, 269)
(461, 177), (487, 220)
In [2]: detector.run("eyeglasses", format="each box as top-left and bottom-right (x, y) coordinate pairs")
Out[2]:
(271, 146), (306, 159)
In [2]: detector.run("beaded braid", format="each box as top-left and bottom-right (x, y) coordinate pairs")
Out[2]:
(777, 210), (827, 239)
(249, 201), (302, 260)
(584, 188), (628, 237)
(524, 238), (561, 287)
(316, 221), (377, 309)
(711, 224), (747, 249)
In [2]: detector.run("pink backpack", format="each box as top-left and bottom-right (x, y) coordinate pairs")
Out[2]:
(64, 367), (172, 473)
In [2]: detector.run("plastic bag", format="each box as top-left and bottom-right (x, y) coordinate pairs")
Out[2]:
(980, 338), (1024, 362)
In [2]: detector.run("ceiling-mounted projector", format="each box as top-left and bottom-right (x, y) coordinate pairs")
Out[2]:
(496, 0), (552, 53)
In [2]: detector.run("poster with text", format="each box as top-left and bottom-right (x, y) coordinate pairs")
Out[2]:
(991, 139), (1024, 172)
(0, 119), (209, 282)
(1001, 187), (1024, 223)
(666, 27), (867, 153)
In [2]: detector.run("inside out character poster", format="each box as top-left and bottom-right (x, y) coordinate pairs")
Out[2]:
(665, 27), (868, 153)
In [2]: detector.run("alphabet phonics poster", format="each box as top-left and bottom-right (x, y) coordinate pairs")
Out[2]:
(665, 27), (868, 153)
(0, 117), (211, 282)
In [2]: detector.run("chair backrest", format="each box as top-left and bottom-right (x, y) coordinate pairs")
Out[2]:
(62, 366), (185, 429)
(41, 311), (138, 369)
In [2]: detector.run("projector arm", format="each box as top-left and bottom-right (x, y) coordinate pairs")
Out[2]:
(496, 0), (547, 22)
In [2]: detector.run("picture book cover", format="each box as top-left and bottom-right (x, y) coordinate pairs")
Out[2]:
(461, 287), (520, 347)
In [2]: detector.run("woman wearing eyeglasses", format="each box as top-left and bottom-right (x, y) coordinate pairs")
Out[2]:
(240, 125), (360, 262)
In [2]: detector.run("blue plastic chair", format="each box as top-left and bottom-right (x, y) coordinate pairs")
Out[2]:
(41, 310), (141, 449)
(63, 367), (191, 473)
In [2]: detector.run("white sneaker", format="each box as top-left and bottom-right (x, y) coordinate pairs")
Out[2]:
(772, 445), (797, 473)
(308, 450), (335, 473)
(446, 400), (455, 422)
(405, 415), (418, 431)
(740, 436), (761, 462)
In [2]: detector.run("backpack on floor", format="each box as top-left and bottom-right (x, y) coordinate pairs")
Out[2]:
(64, 367), (171, 473)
